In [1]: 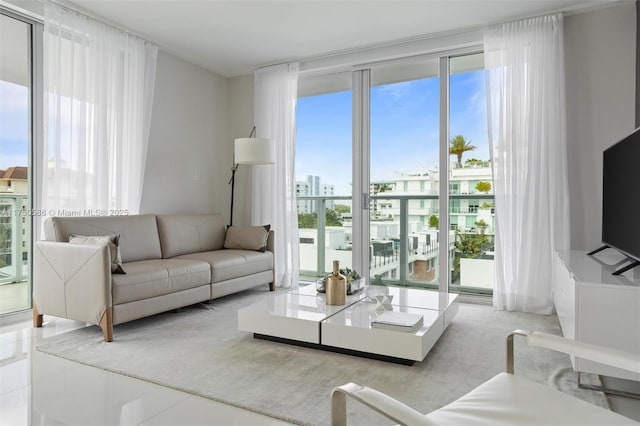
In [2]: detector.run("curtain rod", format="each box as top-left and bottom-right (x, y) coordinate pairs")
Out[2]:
(254, 0), (625, 74)
(36, 0), (155, 45)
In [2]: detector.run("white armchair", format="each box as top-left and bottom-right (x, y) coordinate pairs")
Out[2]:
(331, 330), (640, 425)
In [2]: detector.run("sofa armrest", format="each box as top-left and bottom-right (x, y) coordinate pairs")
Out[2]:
(33, 241), (112, 328)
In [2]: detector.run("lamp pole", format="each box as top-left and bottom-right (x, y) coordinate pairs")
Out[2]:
(228, 127), (259, 227)
(228, 163), (239, 227)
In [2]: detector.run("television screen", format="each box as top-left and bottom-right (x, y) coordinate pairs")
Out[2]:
(602, 127), (640, 262)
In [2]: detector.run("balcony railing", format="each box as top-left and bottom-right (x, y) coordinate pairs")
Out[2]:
(0, 194), (29, 286)
(297, 193), (495, 293)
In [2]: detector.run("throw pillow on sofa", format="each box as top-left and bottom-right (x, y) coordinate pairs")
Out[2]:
(69, 234), (126, 274)
(224, 225), (270, 252)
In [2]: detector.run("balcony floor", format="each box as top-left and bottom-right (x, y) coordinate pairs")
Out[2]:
(0, 281), (30, 315)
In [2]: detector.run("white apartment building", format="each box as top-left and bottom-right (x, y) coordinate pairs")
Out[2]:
(296, 174), (335, 214)
(0, 166), (29, 285)
(298, 163), (494, 289)
(378, 164), (494, 235)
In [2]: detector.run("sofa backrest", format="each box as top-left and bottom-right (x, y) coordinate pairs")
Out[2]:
(156, 213), (226, 258)
(43, 214), (163, 263)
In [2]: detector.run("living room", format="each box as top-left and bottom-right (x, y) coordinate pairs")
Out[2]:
(1, 0), (639, 425)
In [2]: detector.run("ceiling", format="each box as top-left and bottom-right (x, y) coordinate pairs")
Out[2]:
(56, 1), (622, 77)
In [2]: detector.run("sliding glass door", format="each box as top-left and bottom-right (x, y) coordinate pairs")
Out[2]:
(296, 50), (493, 295)
(448, 53), (494, 294)
(369, 59), (441, 288)
(296, 72), (353, 281)
(0, 11), (36, 315)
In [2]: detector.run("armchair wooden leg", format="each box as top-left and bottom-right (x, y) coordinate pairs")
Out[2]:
(33, 303), (43, 328)
(99, 308), (113, 342)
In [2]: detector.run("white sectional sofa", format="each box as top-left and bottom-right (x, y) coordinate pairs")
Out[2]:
(33, 213), (274, 342)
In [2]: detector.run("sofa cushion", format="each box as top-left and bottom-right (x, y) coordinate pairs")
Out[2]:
(68, 234), (125, 274)
(112, 259), (211, 304)
(177, 249), (273, 283)
(43, 214), (162, 263)
(224, 225), (270, 252)
(156, 214), (226, 259)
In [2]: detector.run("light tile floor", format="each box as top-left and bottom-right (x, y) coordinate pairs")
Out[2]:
(0, 315), (293, 426)
(2, 310), (639, 425)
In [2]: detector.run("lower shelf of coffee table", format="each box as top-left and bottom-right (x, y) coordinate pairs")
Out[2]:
(253, 333), (418, 366)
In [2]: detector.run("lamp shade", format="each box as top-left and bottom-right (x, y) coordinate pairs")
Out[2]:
(234, 137), (274, 165)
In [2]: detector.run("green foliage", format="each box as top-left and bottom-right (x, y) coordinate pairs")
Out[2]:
(298, 208), (343, 229)
(474, 219), (488, 235)
(373, 183), (393, 193)
(449, 135), (476, 168)
(474, 219), (488, 228)
(325, 208), (342, 227)
(454, 231), (491, 258)
(452, 230), (493, 278)
(475, 181), (491, 193)
(298, 213), (317, 229)
(334, 204), (351, 215)
(339, 267), (360, 283)
(481, 202), (494, 208)
(428, 215), (439, 229)
(465, 158), (491, 167)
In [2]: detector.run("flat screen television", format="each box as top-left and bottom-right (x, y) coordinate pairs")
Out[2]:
(597, 126), (640, 274)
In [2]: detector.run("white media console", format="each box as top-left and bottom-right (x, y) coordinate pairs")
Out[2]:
(553, 249), (640, 381)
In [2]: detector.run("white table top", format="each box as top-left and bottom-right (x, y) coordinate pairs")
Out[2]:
(322, 300), (442, 334)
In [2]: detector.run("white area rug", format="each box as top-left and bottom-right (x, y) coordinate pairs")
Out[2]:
(37, 287), (608, 425)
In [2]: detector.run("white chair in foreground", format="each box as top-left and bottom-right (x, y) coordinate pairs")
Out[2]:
(331, 330), (640, 425)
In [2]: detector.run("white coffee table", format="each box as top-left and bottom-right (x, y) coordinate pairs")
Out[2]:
(237, 284), (458, 364)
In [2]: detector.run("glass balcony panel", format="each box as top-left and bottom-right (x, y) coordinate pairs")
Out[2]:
(370, 59), (440, 288)
(449, 53), (494, 294)
(0, 13), (32, 315)
(296, 72), (353, 281)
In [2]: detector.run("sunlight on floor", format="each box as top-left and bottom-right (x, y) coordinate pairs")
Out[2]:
(0, 316), (293, 426)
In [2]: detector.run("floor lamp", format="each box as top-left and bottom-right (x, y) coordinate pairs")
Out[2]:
(228, 127), (274, 226)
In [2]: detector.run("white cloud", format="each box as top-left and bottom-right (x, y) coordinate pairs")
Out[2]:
(0, 81), (29, 113)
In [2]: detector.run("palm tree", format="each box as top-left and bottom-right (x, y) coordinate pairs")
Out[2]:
(449, 135), (476, 168)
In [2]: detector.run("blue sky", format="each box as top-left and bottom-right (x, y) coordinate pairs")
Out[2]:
(1, 70), (488, 187)
(0, 81), (30, 170)
(296, 70), (489, 195)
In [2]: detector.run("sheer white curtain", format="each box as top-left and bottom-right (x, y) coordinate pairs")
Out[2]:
(43, 3), (157, 215)
(252, 63), (299, 288)
(484, 14), (569, 314)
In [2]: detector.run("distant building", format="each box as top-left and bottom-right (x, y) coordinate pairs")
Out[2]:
(377, 164), (494, 234)
(0, 166), (29, 284)
(370, 180), (396, 219)
(296, 175), (335, 214)
(297, 164), (494, 290)
(0, 166), (28, 194)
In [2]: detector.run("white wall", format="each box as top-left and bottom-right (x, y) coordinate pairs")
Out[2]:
(227, 74), (255, 225)
(140, 50), (231, 215)
(564, 3), (636, 250)
(225, 3), (638, 249)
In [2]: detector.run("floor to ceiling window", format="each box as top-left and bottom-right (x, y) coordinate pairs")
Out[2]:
(369, 59), (440, 288)
(448, 53), (494, 294)
(295, 49), (493, 295)
(296, 72), (353, 281)
(0, 10), (38, 315)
